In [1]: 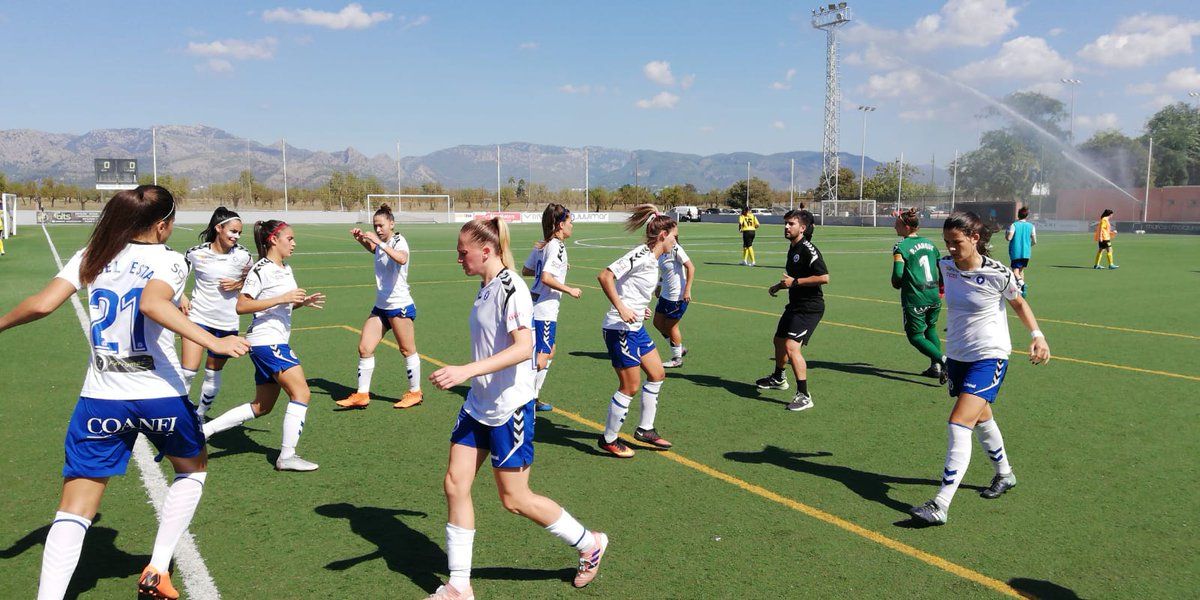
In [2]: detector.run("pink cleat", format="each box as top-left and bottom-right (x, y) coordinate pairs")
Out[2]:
(424, 582), (474, 599)
(573, 532), (609, 588)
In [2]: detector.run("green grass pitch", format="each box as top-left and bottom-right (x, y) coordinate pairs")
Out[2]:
(1, 221), (1197, 598)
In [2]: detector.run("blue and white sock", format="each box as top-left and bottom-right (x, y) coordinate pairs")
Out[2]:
(545, 509), (595, 552)
(356, 356), (375, 394)
(603, 392), (632, 443)
(975, 419), (1012, 476)
(198, 369), (221, 416)
(202, 402), (257, 438)
(934, 422), (973, 510)
(639, 380), (663, 430)
(405, 354), (421, 392)
(446, 523), (475, 591)
(150, 472), (207, 571)
(38, 511), (91, 600)
(181, 368), (198, 390)
(280, 401), (308, 460)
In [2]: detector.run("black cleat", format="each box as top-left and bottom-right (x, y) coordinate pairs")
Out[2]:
(755, 374), (789, 390)
(980, 473), (1017, 499)
(919, 364), (941, 379)
(633, 427), (673, 449)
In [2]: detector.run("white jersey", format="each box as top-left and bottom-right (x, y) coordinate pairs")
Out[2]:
(657, 243), (691, 301)
(524, 238), (569, 322)
(602, 245), (660, 332)
(374, 233), (413, 310)
(463, 269), (536, 427)
(184, 242), (253, 331)
(242, 259), (297, 346)
(56, 243), (189, 400)
(939, 255), (1023, 362)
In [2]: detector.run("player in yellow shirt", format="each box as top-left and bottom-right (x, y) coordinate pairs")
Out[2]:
(0, 216), (6, 256)
(1093, 208), (1118, 269)
(738, 207), (760, 266)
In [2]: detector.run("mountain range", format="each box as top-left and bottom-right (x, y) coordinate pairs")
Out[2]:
(0, 125), (947, 193)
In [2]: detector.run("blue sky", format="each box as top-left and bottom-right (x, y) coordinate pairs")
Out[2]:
(2, 1), (1198, 163)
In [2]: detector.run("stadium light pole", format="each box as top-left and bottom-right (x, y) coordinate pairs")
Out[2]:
(950, 149), (959, 211)
(496, 145), (501, 212)
(1061, 78), (1081, 144)
(396, 141), (402, 208)
(282, 139), (288, 212)
(897, 152), (904, 207)
(152, 127), (158, 185)
(790, 158), (795, 210)
(856, 105), (875, 200)
(746, 162), (750, 209)
(1190, 91), (1200, 109)
(584, 147), (590, 212)
(1144, 135), (1153, 222)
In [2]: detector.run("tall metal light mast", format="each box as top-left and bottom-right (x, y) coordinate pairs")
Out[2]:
(812, 3), (852, 210)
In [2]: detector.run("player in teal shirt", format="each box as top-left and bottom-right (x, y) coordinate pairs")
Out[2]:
(1006, 206), (1036, 297)
(891, 209), (944, 379)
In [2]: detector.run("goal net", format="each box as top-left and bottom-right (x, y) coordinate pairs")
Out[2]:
(362, 194), (453, 224)
(820, 199), (878, 227)
(1, 193), (16, 238)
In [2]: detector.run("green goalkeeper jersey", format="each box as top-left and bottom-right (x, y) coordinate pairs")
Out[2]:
(891, 235), (941, 307)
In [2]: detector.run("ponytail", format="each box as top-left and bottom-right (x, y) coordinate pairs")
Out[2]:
(624, 203), (677, 246)
(253, 219), (289, 260)
(375, 203), (395, 221)
(80, 185), (175, 285)
(898, 207), (920, 230)
(943, 211), (994, 257)
(460, 216), (514, 270)
(200, 206), (241, 244)
(540, 203), (570, 241)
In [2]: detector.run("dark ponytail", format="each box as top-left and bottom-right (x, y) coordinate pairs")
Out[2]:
(540, 203), (570, 241)
(253, 219), (288, 260)
(80, 185), (176, 285)
(943, 211), (994, 257)
(200, 206), (241, 244)
(1100, 208), (1113, 219)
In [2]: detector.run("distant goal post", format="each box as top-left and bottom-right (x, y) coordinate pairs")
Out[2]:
(363, 194), (453, 224)
(1, 193), (17, 238)
(820, 199), (878, 227)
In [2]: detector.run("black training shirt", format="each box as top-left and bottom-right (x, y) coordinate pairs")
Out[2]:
(785, 238), (828, 312)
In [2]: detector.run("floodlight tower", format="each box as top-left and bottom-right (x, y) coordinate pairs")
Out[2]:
(812, 3), (852, 209)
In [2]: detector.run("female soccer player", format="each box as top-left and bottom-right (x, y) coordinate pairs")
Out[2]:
(519, 203), (582, 412)
(653, 241), (694, 368)
(1006, 206), (1036, 295)
(425, 216), (608, 599)
(738, 206), (760, 266)
(1093, 208), (1118, 269)
(909, 212), (1051, 525)
(0, 186), (249, 599)
(180, 206), (253, 417)
(334, 203), (423, 409)
(755, 209), (829, 412)
(596, 204), (677, 457)
(202, 220), (326, 472)
(891, 209), (944, 379)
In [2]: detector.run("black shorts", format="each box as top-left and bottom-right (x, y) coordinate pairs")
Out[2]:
(775, 309), (823, 345)
(1097, 240), (1112, 250)
(742, 231), (756, 247)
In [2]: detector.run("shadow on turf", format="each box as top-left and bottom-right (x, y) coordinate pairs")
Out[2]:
(1007, 578), (1084, 599)
(1048, 265), (1098, 270)
(205, 425), (277, 465)
(666, 372), (786, 406)
(535, 416), (607, 456)
(723, 445), (983, 517)
(703, 261), (772, 268)
(808, 361), (940, 388)
(0, 513), (146, 599)
(567, 350), (611, 362)
(308, 377), (402, 407)
(315, 503), (572, 592)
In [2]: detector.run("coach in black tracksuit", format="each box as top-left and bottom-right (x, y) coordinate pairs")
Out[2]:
(755, 209), (829, 412)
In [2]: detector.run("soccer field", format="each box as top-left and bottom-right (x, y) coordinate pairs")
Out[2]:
(1, 221), (1197, 599)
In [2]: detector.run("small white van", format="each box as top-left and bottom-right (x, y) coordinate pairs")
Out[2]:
(671, 205), (700, 222)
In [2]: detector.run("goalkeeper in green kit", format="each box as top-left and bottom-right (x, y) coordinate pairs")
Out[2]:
(891, 209), (945, 381)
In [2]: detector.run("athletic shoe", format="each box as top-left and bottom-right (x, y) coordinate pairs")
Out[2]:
(597, 436), (635, 458)
(681, 346), (688, 357)
(919, 364), (941, 379)
(1108, 264), (1120, 269)
(755, 374), (789, 390)
(393, 390), (423, 409)
(1020, 282), (1028, 298)
(1093, 265), (1104, 269)
(740, 260), (748, 266)
(335, 392), (370, 408)
(980, 472), (1017, 499)
(535, 400), (554, 411)
(573, 532), (609, 588)
(196, 397), (214, 418)
(938, 362), (949, 386)
(662, 357), (684, 368)
(424, 583), (475, 599)
(275, 455), (319, 472)
(749, 262), (756, 267)
(909, 500), (947, 525)
(633, 427), (673, 449)
(786, 393), (814, 412)
(138, 566), (179, 599)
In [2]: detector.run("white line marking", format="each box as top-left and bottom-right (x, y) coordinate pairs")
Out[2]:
(40, 224), (220, 599)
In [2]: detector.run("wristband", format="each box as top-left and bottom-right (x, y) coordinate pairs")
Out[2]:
(1030, 329), (1044, 339)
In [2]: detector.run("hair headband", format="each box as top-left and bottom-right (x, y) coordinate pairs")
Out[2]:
(555, 209), (572, 223)
(267, 221), (289, 239)
(216, 216), (240, 228)
(159, 196), (176, 223)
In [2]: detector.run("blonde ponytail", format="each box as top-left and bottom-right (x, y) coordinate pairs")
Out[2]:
(624, 203), (677, 246)
(460, 216), (514, 269)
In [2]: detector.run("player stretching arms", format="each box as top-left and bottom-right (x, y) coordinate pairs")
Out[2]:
(755, 209), (829, 412)
(335, 203), (423, 409)
(520, 203), (582, 412)
(180, 207), (253, 417)
(425, 217), (608, 599)
(1006, 206), (1036, 295)
(596, 204), (677, 457)
(0, 186), (249, 599)
(652, 241), (694, 368)
(891, 209), (945, 380)
(909, 212), (1051, 525)
(1093, 208), (1118, 269)
(203, 220), (326, 472)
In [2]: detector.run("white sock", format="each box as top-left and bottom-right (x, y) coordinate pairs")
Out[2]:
(405, 353), (421, 392)
(975, 419), (1013, 476)
(446, 523), (475, 591)
(279, 401), (308, 460)
(545, 509), (595, 552)
(534, 361), (552, 397)
(356, 356), (375, 394)
(181, 368), (198, 389)
(935, 423), (974, 509)
(37, 512), (91, 600)
(202, 402), (257, 438)
(198, 369), (222, 416)
(149, 472), (207, 571)
(603, 392), (632, 443)
(671, 343), (684, 359)
(639, 380), (663, 430)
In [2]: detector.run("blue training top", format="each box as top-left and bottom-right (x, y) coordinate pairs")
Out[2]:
(1008, 220), (1034, 260)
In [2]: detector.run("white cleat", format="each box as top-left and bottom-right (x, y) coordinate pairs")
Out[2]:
(275, 455), (319, 472)
(663, 357), (684, 368)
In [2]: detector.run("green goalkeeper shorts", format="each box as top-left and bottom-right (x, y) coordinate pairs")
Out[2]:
(902, 303), (941, 337)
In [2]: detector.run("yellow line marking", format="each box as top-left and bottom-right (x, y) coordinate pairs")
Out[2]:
(292, 324), (1024, 597)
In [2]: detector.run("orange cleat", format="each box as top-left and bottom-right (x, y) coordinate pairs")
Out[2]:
(138, 566), (179, 599)
(394, 390), (423, 409)
(335, 392), (371, 408)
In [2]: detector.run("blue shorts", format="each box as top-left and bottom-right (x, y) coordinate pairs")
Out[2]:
(372, 304), (417, 332)
(946, 358), (1009, 403)
(602, 327), (657, 369)
(450, 401), (535, 469)
(249, 344), (301, 386)
(1009, 258), (1030, 269)
(533, 320), (557, 355)
(198, 324), (239, 359)
(655, 298), (689, 320)
(63, 396), (205, 478)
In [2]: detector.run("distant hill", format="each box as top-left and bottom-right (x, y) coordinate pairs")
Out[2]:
(0, 125), (946, 192)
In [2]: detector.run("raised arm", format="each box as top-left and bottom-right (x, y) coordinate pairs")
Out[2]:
(237, 289), (307, 315)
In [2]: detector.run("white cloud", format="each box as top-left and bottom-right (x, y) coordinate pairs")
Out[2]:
(899, 109), (938, 121)
(680, 74), (696, 90)
(400, 15), (430, 30)
(862, 69), (924, 99)
(643, 60), (675, 86)
(518, 41), (538, 50)
(699, 125), (715, 133)
(1048, 27), (1064, 37)
(1164, 67), (1200, 91)
(635, 91), (680, 109)
(559, 84), (590, 94)
(262, 3), (392, 30)
(1126, 82), (1158, 95)
(1078, 14), (1200, 68)
(786, 68), (797, 81)
(1075, 113), (1119, 130)
(196, 59), (234, 74)
(1147, 94), (1176, 109)
(1022, 81), (1065, 96)
(843, 44), (903, 70)
(770, 82), (790, 91)
(186, 37), (278, 60)
(952, 36), (1073, 82)
(772, 120), (786, 130)
(848, 0), (1018, 52)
